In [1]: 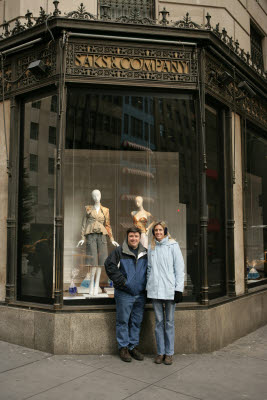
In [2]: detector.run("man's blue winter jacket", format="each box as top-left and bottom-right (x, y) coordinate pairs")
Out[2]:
(104, 241), (147, 296)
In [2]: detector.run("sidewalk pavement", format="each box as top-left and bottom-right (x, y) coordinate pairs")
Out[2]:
(0, 325), (267, 400)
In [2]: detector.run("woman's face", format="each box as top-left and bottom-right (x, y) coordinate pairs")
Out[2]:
(154, 225), (165, 241)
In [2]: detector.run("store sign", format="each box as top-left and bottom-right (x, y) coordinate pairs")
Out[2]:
(74, 54), (190, 74)
(67, 44), (197, 83)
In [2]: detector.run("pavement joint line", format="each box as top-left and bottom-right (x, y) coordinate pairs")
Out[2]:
(22, 366), (104, 400)
(152, 385), (204, 400)
(244, 355), (267, 362)
(99, 359), (198, 386)
(119, 381), (156, 400)
(99, 365), (158, 385)
(0, 355), (52, 375)
(121, 381), (204, 400)
(152, 360), (198, 385)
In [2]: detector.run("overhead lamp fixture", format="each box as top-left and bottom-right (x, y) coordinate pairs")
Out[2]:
(237, 80), (256, 98)
(217, 71), (234, 86)
(28, 60), (48, 79)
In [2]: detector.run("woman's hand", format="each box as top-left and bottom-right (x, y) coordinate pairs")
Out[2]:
(174, 291), (183, 303)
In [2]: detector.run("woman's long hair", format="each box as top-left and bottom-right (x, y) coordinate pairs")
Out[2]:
(150, 221), (173, 249)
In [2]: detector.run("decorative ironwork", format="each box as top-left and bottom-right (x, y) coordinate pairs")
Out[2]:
(0, 64), (12, 97)
(11, 19), (26, 36)
(0, 6), (266, 81)
(99, 0), (155, 21)
(159, 7), (169, 27)
(2, 20), (10, 38)
(205, 13), (211, 30)
(100, 2), (111, 21)
(53, 1), (61, 17)
(12, 43), (57, 91)
(65, 3), (96, 20)
(173, 12), (201, 29)
(35, 7), (48, 25)
(250, 23), (264, 72)
(25, 10), (34, 28)
(213, 23), (221, 38)
(115, 8), (156, 25)
(66, 43), (197, 84)
(206, 54), (267, 128)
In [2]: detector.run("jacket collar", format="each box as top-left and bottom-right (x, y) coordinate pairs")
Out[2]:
(122, 240), (147, 258)
(155, 236), (169, 246)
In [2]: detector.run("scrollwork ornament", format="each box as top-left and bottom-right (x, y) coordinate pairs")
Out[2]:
(65, 3), (96, 20)
(173, 12), (201, 29)
(35, 7), (47, 25)
(11, 19), (26, 36)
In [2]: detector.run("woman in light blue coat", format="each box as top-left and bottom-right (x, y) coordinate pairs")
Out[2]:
(146, 221), (184, 365)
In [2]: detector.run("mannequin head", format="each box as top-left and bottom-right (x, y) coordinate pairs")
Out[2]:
(92, 189), (101, 203)
(135, 196), (143, 209)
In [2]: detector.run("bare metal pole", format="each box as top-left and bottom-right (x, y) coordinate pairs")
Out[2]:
(67, 32), (197, 46)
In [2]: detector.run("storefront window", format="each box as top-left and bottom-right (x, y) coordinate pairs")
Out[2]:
(64, 89), (200, 304)
(245, 124), (267, 286)
(205, 105), (226, 298)
(17, 95), (57, 302)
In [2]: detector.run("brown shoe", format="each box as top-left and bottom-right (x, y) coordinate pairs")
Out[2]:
(129, 347), (144, 361)
(164, 355), (173, 365)
(119, 347), (132, 362)
(154, 355), (164, 364)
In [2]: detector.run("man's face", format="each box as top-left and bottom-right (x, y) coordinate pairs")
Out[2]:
(128, 232), (141, 249)
(154, 225), (165, 241)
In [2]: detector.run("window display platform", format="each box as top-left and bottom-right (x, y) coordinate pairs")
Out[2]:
(1, 289), (267, 355)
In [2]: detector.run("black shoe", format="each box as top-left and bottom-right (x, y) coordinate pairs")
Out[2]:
(119, 347), (132, 362)
(129, 347), (144, 361)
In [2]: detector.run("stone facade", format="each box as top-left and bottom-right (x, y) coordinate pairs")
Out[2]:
(0, 100), (9, 302)
(0, 0), (266, 354)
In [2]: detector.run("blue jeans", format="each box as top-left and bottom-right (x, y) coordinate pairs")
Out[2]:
(114, 289), (146, 350)
(152, 300), (176, 356)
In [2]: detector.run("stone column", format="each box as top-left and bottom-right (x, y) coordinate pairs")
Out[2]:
(0, 100), (10, 301)
(232, 112), (245, 295)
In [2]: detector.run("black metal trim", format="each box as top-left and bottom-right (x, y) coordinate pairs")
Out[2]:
(225, 109), (236, 297)
(198, 48), (209, 305)
(5, 97), (20, 303)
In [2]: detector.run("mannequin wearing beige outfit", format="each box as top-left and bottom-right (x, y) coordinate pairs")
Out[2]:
(131, 196), (154, 248)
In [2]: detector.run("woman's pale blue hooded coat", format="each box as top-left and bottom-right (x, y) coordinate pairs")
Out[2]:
(146, 237), (185, 300)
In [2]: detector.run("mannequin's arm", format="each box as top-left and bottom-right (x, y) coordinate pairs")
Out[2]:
(146, 214), (155, 234)
(77, 239), (84, 247)
(111, 240), (119, 247)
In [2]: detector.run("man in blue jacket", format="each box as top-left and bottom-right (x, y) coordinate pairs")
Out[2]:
(105, 226), (147, 362)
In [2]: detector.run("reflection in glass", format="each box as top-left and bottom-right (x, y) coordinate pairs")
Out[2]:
(205, 105), (226, 298)
(18, 95), (57, 301)
(64, 90), (199, 302)
(246, 125), (267, 284)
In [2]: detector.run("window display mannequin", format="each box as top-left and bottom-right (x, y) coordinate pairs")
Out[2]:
(131, 196), (154, 248)
(77, 189), (119, 296)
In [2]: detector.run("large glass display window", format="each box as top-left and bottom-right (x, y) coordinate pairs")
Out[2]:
(245, 123), (267, 286)
(205, 105), (226, 298)
(63, 88), (200, 304)
(17, 95), (57, 303)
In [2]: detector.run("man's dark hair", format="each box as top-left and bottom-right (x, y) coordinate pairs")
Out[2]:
(126, 226), (141, 237)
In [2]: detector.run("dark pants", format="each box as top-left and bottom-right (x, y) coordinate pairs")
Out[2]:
(85, 233), (108, 266)
(114, 289), (146, 350)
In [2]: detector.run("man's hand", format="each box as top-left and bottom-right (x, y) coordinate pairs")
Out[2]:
(174, 291), (183, 303)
